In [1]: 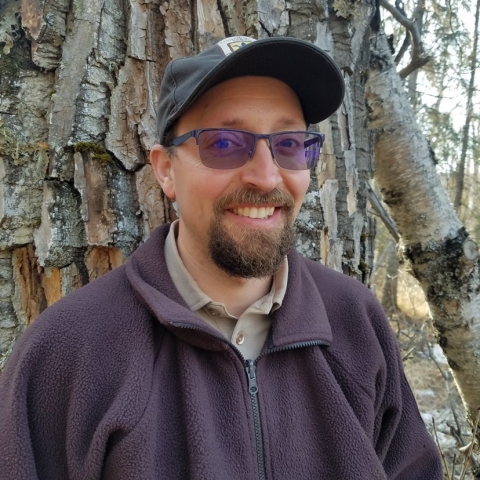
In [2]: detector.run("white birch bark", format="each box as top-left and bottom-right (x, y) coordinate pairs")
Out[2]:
(366, 32), (480, 425)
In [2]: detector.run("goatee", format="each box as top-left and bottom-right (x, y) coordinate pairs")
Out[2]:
(209, 189), (296, 278)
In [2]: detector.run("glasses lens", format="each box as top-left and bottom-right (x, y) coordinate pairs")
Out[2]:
(272, 132), (323, 170)
(197, 130), (253, 169)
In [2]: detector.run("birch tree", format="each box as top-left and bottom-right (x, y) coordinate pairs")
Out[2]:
(367, 31), (480, 430)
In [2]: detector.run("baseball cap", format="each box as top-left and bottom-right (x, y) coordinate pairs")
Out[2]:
(156, 36), (345, 144)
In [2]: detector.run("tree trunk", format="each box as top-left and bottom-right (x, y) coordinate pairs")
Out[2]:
(366, 32), (480, 426)
(0, 0), (377, 368)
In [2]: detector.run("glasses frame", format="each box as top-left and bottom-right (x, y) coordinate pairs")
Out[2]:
(169, 128), (325, 170)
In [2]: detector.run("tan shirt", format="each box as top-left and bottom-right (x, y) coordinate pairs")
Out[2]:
(164, 220), (288, 360)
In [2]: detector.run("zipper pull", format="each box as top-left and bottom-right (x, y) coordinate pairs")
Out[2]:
(245, 360), (259, 395)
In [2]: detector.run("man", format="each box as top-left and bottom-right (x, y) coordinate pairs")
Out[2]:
(0, 36), (442, 479)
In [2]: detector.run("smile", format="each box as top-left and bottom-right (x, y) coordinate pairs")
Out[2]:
(232, 206), (275, 219)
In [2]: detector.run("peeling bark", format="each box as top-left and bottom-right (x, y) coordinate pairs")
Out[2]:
(11, 245), (46, 325)
(34, 180), (86, 267)
(21, 0), (69, 70)
(41, 267), (62, 307)
(195, 0), (225, 49)
(217, 0), (246, 36)
(106, 57), (152, 170)
(135, 164), (166, 241)
(159, 0), (193, 59)
(85, 246), (126, 281)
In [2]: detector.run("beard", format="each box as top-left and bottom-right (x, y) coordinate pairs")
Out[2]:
(208, 188), (296, 278)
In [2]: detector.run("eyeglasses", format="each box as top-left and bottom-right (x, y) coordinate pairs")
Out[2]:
(169, 128), (325, 170)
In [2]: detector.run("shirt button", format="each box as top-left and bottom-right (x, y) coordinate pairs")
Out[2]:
(209, 309), (219, 316)
(236, 333), (245, 345)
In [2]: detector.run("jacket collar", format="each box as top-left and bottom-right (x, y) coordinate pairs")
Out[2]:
(126, 224), (332, 351)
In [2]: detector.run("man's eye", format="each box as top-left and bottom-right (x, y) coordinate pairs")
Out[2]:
(212, 138), (234, 149)
(203, 132), (244, 150)
(276, 137), (302, 149)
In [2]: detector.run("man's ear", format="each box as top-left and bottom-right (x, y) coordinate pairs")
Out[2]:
(150, 144), (175, 199)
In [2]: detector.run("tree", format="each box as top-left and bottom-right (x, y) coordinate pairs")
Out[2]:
(367, 28), (480, 434)
(368, 0), (480, 442)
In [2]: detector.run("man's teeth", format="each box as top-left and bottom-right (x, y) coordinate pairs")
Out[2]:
(232, 206), (275, 219)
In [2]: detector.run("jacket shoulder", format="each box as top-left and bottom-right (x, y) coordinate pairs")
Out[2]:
(3, 264), (161, 382)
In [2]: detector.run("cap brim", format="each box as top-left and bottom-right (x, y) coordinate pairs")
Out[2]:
(170, 37), (344, 131)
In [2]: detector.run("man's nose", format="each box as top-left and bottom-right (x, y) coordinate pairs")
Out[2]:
(239, 138), (283, 192)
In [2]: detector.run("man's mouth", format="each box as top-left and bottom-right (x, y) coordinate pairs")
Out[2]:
(231, 206), (276, 219)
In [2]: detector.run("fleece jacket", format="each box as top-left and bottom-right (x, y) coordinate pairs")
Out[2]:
(0, 224), (443, 480)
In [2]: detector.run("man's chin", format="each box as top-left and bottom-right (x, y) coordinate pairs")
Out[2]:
(208, 218), (295, 278)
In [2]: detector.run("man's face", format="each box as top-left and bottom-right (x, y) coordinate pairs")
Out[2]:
(151, 76), (311, 278)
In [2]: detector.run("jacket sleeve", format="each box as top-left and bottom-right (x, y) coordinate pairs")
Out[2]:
(369, 302), (444, 480)
(0, 282), (157, 480)
(0, 319), (69, 480)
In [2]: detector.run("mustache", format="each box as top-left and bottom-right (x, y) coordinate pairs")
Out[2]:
(214, 188), (295, 211)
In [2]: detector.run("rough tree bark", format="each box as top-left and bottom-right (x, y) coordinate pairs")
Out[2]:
(0, 0), (377, 369)
(367, 32), (480, 428)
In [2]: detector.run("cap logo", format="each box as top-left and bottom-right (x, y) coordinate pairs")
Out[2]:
(216, 36), (256, 57)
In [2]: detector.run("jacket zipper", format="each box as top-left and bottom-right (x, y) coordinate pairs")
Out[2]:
(170, 322), (330, 480)
(245, 359), (267, 480)
(243, 340), (330, 480)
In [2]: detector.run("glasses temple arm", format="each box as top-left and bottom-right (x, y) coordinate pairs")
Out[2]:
(170, 130), (197, 147)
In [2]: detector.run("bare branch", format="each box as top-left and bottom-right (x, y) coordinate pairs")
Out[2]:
(380, 0), (430, 78)
(433, 417), (452, 479)
(399, 55), (431, 79)
(394, 32), (410, 65)
(380, 0), (413, 31)
(367, 183), (400, 242)
(459, 409), (480, 479)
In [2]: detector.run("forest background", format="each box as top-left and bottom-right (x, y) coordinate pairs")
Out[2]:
(0, 0), (479, 477)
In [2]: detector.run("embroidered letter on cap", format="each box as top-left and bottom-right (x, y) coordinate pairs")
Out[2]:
(216, 36), (256, 56)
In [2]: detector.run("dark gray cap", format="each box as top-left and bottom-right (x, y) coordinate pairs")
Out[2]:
(156, 36), (345, 144)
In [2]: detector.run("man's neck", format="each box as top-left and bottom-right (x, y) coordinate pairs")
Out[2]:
(176, 236), (273, 318)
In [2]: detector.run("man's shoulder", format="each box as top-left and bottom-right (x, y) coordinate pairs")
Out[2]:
(15, 265), (152, 355)
(2, 262), (162, 387)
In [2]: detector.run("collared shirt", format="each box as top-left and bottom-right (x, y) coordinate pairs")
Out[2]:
(164, 220), (288, 360)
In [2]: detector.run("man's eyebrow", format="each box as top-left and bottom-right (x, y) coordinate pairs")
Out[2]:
(218, 118), (245, 127)
(218, 117), (305, 128)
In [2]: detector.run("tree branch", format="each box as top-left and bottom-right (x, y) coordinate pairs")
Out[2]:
(380, 0), (412, 28)
(367, 183), (400, 242)
(394, 32), (410, 65)
(380, 0), (430, 78)
(399, 55), (431, 78)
